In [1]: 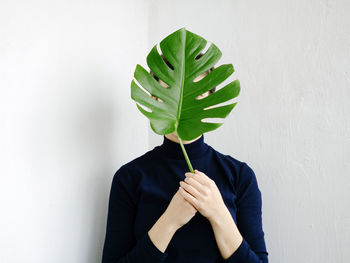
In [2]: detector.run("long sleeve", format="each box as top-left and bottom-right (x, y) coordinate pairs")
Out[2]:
(101, 165), (168, 263)
(223, 163), (269, 263)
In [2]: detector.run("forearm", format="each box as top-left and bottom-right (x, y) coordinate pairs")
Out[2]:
(148, 212), (178, 253)
(209, 205), (243, 260)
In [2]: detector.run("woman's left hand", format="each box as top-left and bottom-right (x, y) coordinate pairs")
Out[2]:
(179, 169), (227, 222)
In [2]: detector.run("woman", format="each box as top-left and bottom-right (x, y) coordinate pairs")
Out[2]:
(101, 55), (269, 263)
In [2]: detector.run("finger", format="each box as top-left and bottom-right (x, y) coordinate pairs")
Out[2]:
(178, 187), (196, 209)
(185, 171), (210, 186)
(179, 181), (201, 199)
(179, 186), (199, 209)
(195, 169), (214, 185)
(184, 176), (206, 195)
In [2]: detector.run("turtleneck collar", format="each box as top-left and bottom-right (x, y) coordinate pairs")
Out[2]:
(156, 134), (210, 160)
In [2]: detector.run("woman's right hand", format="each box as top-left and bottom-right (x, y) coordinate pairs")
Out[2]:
(147, 187), (198, 253)
(164, 187), (198, 231)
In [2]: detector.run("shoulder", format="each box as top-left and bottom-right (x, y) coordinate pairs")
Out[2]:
(113, 146), (159, 180)
(210, 146), (258, 187)
(124, 147), (158, 171)
(209, 145), (245, 167)
(226, 156), (258, 190)
(209, 145), (249, 176)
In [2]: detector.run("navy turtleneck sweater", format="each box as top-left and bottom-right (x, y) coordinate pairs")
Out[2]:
(102, 134), (268, 263)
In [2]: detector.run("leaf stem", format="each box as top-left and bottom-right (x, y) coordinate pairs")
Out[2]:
(177, 134), (194, 173)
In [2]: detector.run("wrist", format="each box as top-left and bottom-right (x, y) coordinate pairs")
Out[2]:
(209, 206), (243, 239)
(208, 202), (229, 224)
(159, 212), (179, 234)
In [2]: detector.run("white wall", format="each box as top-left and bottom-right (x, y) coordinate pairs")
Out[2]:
(148, 0), (350, 262)
(149, 0), (350, 263)
(1, 0), (349, 262)
(0, 1), (149, 262)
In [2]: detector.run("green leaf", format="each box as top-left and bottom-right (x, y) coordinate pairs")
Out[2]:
(130, 27), (240, 171)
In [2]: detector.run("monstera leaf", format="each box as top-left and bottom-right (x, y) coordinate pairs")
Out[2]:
(130, 27), (240, 172)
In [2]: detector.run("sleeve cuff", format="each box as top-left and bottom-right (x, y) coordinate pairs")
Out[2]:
(223, 238), (250, 262)
(139, 231), (168, 262)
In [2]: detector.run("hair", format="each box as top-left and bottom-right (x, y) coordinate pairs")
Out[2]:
(149, 52), (216, 95)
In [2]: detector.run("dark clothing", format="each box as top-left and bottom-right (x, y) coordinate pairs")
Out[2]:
(102, 134), (268, 262)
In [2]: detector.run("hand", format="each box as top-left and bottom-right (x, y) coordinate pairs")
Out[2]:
(163, 187), (198, 231)
(179, 169), (227, 222)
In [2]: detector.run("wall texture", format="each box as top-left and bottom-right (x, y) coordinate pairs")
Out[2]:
(1, 0), (349, 262)
(0, 1), (149, 262)
(148, 0), (350, 262)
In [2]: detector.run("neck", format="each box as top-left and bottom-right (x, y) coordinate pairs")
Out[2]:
(165, 133), (202, 144)
(157, 133), (209, 160)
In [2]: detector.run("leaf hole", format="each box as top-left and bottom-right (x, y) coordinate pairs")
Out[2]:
(195, 41), (211, 60)
(203, 98), (238, 110)
(200, 117), (224, 124)
(149, 70), (171, 90)
(134, 77), (164, 103)
(193, 70), (209, 83)
(195, 91), (211, 100)
(192, 52), (215, 84)
(151, 95), (164, 103)
(156, 43), (174, 70)
(137, 102), (152, 113)
(161, 53), (174, 70)
(133, 78), (152, 97)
